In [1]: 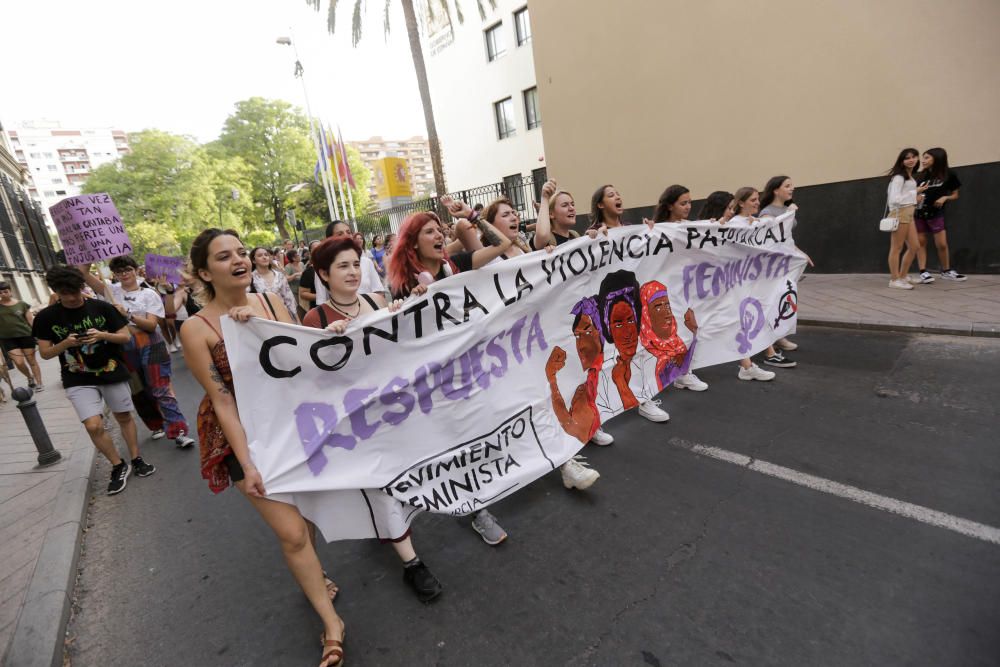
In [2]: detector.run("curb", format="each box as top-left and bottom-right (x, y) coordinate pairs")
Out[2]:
(4, 429), (95, 667)
(799, 316), (1000, 338)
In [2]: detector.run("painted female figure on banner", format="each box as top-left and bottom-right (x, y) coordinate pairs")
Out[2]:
(638, 280), (698, 391)
(596, 271), (655, 413)
(546, 296), (604, 444)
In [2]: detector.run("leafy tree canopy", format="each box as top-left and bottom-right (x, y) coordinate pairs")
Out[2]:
(210, 97), (316, 238)
(83, 129), (254, 262)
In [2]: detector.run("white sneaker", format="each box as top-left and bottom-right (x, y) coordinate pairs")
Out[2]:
(167, 343), (180, 353)
(776, 338), (798, 351)
(888, 279), (913, 290)
(905, 275), (918, 284)
(560, 455), (600, 490)
(673, 372), (708, 391)
(738, 363), (776, 381)
(637, 399), (670, 422)
(589, 428), (614, 446)
(150, 429), (166, 440)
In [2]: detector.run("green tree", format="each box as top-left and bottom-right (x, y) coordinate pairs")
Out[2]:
(306, 0), (496, 199)
(83, 129), (254, 262)
(212, 97), (316, 239)
(244, 229), (279, 249)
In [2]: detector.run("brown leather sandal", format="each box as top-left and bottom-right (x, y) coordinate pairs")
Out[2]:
(319, 630), (345, 667)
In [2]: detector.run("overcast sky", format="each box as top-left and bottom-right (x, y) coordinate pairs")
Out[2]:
(4, 0), (427, 142)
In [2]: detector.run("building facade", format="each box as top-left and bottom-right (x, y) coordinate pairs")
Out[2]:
(529, 0), (1000, 273)
(0, 123), (59, 305)
(4, 120), (130, 231)
(417, 0), (546, 199)
(350, 135), (435, 198)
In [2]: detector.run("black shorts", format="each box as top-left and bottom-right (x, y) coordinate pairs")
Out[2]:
(1, 336), (35, 352)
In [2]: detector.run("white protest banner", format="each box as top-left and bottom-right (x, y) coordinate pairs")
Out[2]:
(48, 193), (132, 265)
(223, 219), (806, 540)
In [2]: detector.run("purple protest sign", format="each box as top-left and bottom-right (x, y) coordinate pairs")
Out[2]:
(48, 193), (132, 265)
(144, 254), (185, 283)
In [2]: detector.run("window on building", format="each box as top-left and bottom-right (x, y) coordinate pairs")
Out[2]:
(485, 22), (506, 62)
(29, 152), (40, 159)
(43, 190), (55, 197)
(532, 167), (548, 202)
(43, 152), (53, 158)
(503, 173), (525, 212)
(523, 87), (541, 130)
(514, 7), (531, 46)
(52, 178), (64, 184)
(47, 164), (58, 171)
(55, 190), (66, 195)
(494, 97), (516, 140)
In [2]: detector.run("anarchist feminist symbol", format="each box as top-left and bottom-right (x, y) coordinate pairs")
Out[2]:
(773, 280), (798, 328)
(736, 297), (765, 354)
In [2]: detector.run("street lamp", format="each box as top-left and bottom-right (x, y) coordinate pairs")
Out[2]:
(275, 34), (345, 228)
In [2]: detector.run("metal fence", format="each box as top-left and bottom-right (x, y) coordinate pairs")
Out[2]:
(345, 171), (548, 239)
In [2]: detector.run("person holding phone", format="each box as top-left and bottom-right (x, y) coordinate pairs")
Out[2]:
(32, 266), (156, 495)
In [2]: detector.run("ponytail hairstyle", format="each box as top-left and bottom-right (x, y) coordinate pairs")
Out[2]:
(733, 187), (759, 216)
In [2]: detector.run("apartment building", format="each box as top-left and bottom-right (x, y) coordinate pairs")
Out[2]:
(350, 136), (435, 199)
(4, 120), (130, 231)
(416, 0), (546, 195)
(0, 123), (57, 304)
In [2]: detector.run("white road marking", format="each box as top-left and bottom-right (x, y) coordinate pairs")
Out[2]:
(669, 438), (1000, 546)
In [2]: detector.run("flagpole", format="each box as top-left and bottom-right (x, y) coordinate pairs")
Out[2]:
(328, 123), (352, 229)
(320, 124), (347, 221)
(280, 34), (338, 228)
(338, 124), (358, 220)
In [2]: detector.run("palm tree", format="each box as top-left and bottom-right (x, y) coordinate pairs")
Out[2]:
(306, 0), (496, 199)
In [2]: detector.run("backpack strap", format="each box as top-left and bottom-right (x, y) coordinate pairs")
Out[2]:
(317, 305), (329, 328)
(360, 293), (379, 310)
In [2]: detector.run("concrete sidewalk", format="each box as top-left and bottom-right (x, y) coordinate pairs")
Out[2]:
(1, 357), (93, 667)
(798, 273), (1000, 337)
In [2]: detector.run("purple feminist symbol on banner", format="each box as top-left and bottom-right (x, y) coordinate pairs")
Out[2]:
(736, 297), (765, 354)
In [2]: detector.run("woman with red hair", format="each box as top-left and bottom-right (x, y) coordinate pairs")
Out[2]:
(386, 208), (514, 547)
(387, 210), (511, 299)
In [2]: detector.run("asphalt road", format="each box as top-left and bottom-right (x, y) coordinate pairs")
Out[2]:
(64, 327), (1000, 666)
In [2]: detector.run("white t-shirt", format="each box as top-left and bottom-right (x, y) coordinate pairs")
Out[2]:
(106, 282), (165, 318)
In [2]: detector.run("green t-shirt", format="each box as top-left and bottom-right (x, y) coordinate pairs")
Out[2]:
(0, 301), (32, 338)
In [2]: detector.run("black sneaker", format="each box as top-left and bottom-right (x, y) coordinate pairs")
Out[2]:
(403, 560), (443, 603)
(940, 269), (967, 282)
(107, 460), (131, 495)
(131, 457), (156, 477)
(763, 352), (797, 368)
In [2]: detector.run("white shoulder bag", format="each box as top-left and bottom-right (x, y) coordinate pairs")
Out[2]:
(879, 203), (898, 232)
